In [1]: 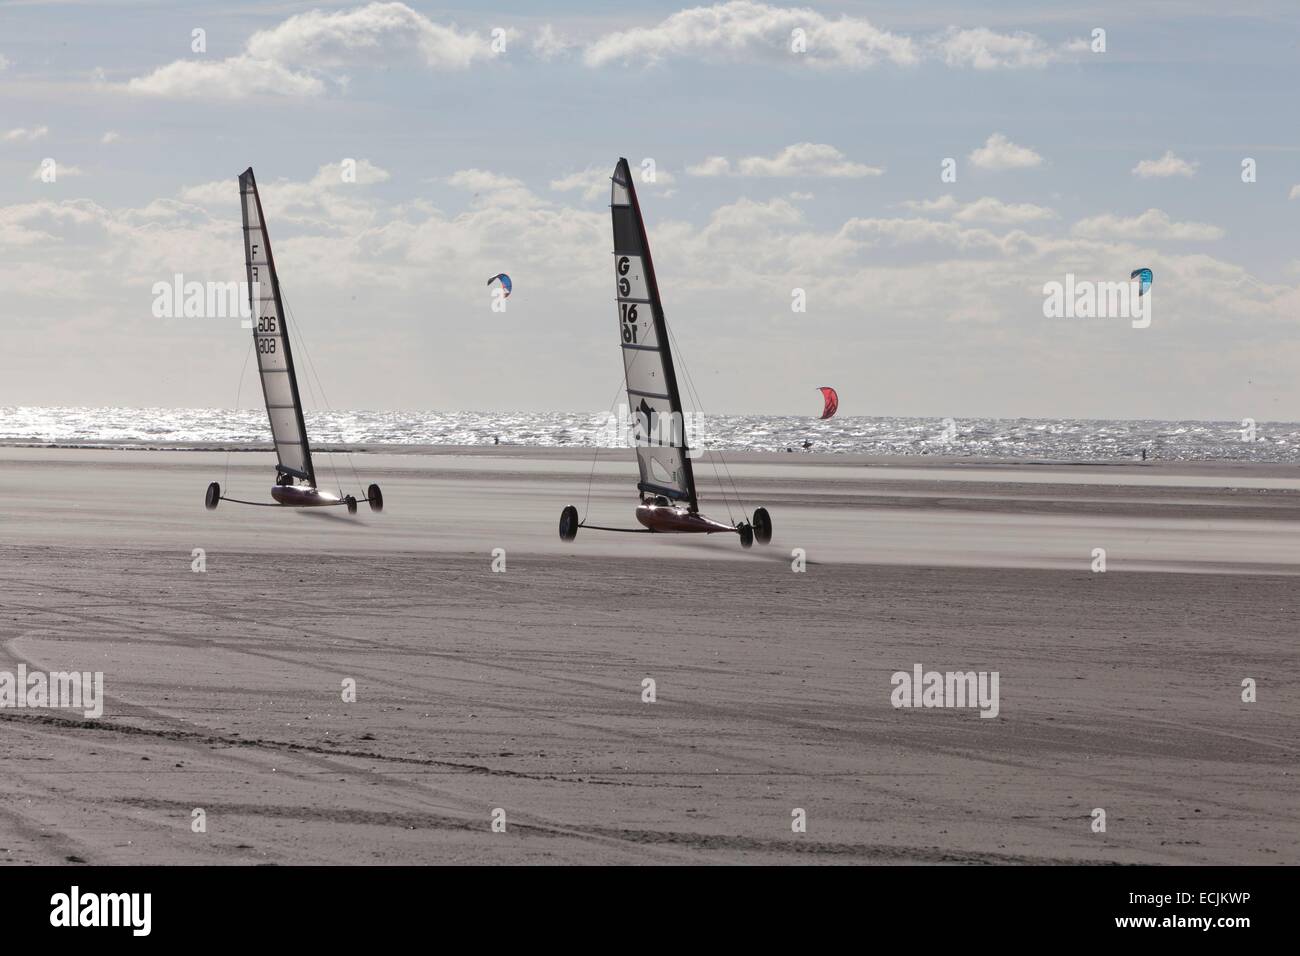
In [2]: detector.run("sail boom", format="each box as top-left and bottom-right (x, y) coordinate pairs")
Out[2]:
(638, 481), (691, 501)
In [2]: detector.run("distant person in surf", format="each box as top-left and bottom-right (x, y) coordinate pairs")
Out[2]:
(802, 440), (813, 451)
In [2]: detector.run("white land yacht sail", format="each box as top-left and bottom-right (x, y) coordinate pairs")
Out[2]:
(558, 157), (770, 548)
(204, 167), (383, 515)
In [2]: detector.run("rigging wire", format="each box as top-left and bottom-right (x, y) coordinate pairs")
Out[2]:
(287, 312), (343, 496)
(663, 318), (748, 524)
(601, 302), (744, 527)
(224, 337), (256, 492)
(280, 289), (363, 496)
(581, 375), (632, 524)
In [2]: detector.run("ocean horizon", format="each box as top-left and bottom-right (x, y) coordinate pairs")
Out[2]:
(2, 405), (1297, 462)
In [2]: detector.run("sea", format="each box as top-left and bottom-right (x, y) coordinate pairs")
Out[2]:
(2, 406), (1298, 463)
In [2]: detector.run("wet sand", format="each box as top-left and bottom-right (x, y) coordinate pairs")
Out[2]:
(0, 446), (1295, 864)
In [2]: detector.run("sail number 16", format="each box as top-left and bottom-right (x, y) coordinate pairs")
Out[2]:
(617, 257), (638, 344)
(620, 303), (639, 343)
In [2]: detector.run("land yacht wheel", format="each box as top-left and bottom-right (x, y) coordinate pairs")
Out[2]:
(559, 506), (579, 541)
(205, 482), (221, 510)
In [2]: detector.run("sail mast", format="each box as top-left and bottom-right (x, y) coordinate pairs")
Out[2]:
(239, 167), (316, 489)
(611, 157), (699, 512)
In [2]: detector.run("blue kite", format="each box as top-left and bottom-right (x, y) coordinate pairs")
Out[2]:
(1131, 267), (1153, 296)
(487, 273), (512, 297)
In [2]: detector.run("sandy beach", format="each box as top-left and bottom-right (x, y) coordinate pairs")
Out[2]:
(0, 445), (1295, 864)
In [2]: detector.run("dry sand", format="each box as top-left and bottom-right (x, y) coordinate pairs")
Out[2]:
(0, 445), (1295, 864)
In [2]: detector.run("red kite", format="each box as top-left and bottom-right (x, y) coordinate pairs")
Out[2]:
(818, 386), (839, 420)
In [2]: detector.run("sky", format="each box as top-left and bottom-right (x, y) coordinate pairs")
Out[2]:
(0, 0), (1298, 420)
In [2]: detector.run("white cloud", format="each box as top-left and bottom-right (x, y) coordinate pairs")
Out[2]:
(127, 55), (326, 99)
(838, 216), (1025, 256)
(903, 195), (959, 214)
(580, 6), (1079, 73)
(1072, 208), (1224, 241)
(933, 27), (1055, 69)
(177, 180), (237, 208)
(550, 168), (606, 202)
(126, 2), (487, 99)
(179, 159), (392, 228)
(532, 24), (574, 60)
(30, 162), (84, 180)
(687, 143), (881, 178)
(584, 1), (918, 69)
(969, 133), (1043, 171)
(739, 143), (881, 177)
(447, 168), (544, 211)
(686, 156), (732, 177)
(101, 131), (121, 145)
(0, 199), (111, 246)
(953, 198), (1054, 224)
(553, 165), (676, 203)
(313, 158), (390, 186)
(244, 2), (483, 68)
(449, 169), (527, 193)
(4, 126), (49, 143)
(121, 2), (1084, 99)
(1290, 185), (1300, 200)
(1132, 151), (1198, 179)
(1, 165), (1295, 416)
(0, 55), (10, 71)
